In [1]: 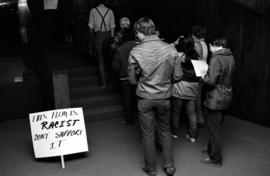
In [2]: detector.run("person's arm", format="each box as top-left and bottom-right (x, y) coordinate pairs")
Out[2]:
(111, 28), (115, 38)
(202, 56), (221, 86)
(173, 35), (184, 46)
(88, 8), (95, 31)
(89, 28), (94, 37)
(128, 54), (139, 85)
(194, 42), (200, 55)
(88, 9), (94, 55)
(109, 10), (116, 37)
(178, 52), (186, 63)
(88, 27), (94, 56)
(172, 54), (183, 83)
(113, 50), (121, 72)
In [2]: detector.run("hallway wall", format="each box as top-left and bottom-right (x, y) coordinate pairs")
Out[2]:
(191, 0), (270, 127)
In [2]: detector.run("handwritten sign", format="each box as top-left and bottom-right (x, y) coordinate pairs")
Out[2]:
(29, 108), (88, 158)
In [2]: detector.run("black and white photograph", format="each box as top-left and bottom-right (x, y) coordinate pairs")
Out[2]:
(0, 0), (269, 176)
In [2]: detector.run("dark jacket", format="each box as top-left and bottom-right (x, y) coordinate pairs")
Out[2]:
(203, 48), (236, 110)
(113, 40), (137, 80)
(180, 54), (200, 83)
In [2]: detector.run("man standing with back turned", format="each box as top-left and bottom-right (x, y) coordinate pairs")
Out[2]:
(88, 0), (115, 88)
(128, 18), (183, 176)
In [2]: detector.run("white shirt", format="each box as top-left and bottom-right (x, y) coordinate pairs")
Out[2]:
(88, 4), (115, 32)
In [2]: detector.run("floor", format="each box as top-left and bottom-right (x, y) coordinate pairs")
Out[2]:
(0, 115), (269, 176)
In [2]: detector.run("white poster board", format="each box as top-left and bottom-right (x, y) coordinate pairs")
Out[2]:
(44, 0), (59, 10)
(191, 60), (209, 77)
(29, 108), (88, 158)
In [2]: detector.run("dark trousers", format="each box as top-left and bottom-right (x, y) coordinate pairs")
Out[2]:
(196, 83), (204, 123)
(42, 10), (63, 45)
(137, 98), (174, 171)
(204, 107), (225, 163)
(94, 31), (111, 87)
(74, 19), (88, 57)
(121, 80), (136, 124)
(171, 97), (197, 137)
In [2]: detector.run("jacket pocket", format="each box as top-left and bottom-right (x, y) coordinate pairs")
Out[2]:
(206, 86), (233, 110)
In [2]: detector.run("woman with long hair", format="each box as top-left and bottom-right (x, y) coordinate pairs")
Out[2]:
(171, 35), (200, 143)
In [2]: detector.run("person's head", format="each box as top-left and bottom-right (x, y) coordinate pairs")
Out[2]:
(120, 17), (130, 29)
(192, 25), (206, 40)
(176, 35), (194, 52)
(134, 17), (156, 41)
(209, 36), (227, 53)
(176, 35), (198, 59)
(97, 0), (107, 5)
(121, 28), (135, 43)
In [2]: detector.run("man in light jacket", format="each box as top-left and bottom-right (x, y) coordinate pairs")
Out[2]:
(128, 17), (183, 176)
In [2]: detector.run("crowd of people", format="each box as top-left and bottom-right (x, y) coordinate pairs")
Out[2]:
(88, 1), (236, 176)
(18, 0), (236, 175)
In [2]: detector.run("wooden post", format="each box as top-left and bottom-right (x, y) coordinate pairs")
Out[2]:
(61, 155), (65, 169)
(52, 70), (71, 109)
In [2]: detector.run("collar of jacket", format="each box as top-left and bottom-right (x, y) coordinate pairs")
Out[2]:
(194, 38), (205, 42)
(212, 48), (232, 57)
(139, 35), (161, 44)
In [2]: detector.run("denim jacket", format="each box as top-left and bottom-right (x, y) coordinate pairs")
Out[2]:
(128, 35), (183, 99)
(203, 48), (236, 110)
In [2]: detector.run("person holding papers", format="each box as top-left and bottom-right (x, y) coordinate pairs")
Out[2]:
(200, 36), (236, 167)
(171, 36), (200, 143)
(191, 26), (209, 128)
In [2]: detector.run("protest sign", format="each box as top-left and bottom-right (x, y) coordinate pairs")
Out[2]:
(29, 108), (88, 159)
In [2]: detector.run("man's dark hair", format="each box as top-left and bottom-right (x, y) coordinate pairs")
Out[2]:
(97, 0), (107, 4)
(210, 36), (227, 48)
(121, 28), (135, 43)
(176, 35), (198, 60)
(134, 17), (156, 36)
(192, 25), (206, 39)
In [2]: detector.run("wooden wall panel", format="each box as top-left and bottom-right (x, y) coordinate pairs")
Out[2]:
(196, 0), (270, 126)
(231, 0), (270, 14)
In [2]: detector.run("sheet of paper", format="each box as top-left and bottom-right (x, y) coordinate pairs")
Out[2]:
(191, 60), (209, 77)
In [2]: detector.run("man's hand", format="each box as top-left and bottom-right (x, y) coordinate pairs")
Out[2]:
(200, 70), (207, 79)
(174, 35), (184, 45)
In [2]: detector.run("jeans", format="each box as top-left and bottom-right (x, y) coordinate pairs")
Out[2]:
(121, 80), (136, 124)
(137, 98), (174, 171)
(171, 97), (197, 137)
(196, 83), (204, 123)
(204, 107), (225, 163)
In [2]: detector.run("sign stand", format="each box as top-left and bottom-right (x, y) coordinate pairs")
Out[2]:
(61, 155), (65, 169)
